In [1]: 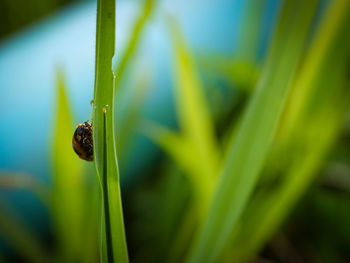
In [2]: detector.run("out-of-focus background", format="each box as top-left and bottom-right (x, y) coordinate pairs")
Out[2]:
(0, 0), (349, 262)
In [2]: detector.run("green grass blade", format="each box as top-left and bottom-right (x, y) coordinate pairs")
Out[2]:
(114, 0), (156, 88)
(162, 21), (220, 216)
(145, 21), (220, 216)
(198, 54), (259, 92)
(281, 0), (350, 142)
(117, 73), (151, 156)
(142, 122), (194, 176)
(187, 1), (319, 262)
(142, 122), (214, 214)
(232, 92), (350, 263)
(236, 0), (267, 62)
(102, 112), (114, 263)
(229, 2), (350, 260)
(169, 21), (220, 182)
(52, 69), (88, 262)
(93, 0), (129, 262)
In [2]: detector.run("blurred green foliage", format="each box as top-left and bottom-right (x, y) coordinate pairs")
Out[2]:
(52, 69), (98, 263)
(1, 0), (350, 262)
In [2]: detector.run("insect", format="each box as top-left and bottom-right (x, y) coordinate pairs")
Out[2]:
(72, 121), (93, 161)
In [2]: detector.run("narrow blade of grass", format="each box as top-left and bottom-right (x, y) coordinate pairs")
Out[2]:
(236, 0), (268, 62)
(144, 21), (220, 216)
(229, 2), (350, 260)
(142, 121), (212, 214)
(93, 0), (129, 262)
(187, 1), (319, 262)
(142, 122), (194, 176)
(51, 69), (87, 262)
(117, 73), (151, 156)
(114, 0), (156, 88)
(232, 90), (350, 263)
(281, 0), (350, 142)
(169, 21), (220, 182)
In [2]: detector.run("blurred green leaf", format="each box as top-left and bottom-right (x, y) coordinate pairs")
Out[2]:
(187, 1), (319, 262)
(142, 122), (195, 176)
(199, 55), (259, 92)
(52, 69), (96, 263)
(143, 20), (221, 216)
(169, 21), (220, 183)
(280, 0), (350, 143)
(114, 0), (156, 88)
(117, 73), (152, 156)
(237, 0), (268, 62)
(229, 1), (350, 260)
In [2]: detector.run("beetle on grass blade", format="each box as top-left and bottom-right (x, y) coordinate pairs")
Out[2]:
(72, 121), (93, 161)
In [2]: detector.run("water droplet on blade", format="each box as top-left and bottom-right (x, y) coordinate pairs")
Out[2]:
(102, 105), (110, 113)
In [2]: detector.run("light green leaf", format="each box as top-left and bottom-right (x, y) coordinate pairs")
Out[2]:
(114, 0), (156, 88)
(169, 21), (220, 182)
(280, 0), (350, 143)
(229, 1), (350, 260)
(142, 121), (214, 213)
(187, 1), (319, 262)
(52, 69), (91, 263)
(141, 122), (194, 176)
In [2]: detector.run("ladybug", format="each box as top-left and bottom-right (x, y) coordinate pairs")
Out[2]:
(72, 121), (93, 161)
